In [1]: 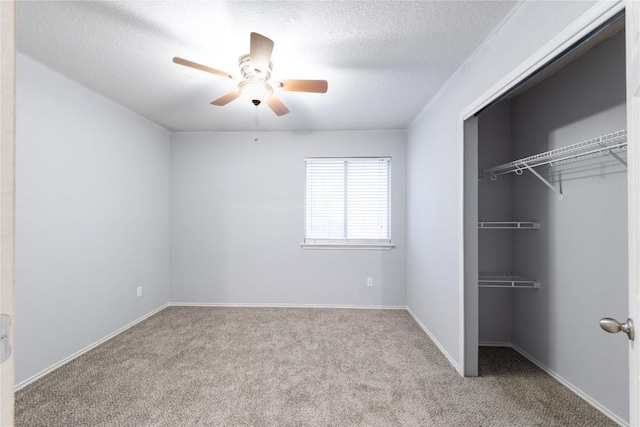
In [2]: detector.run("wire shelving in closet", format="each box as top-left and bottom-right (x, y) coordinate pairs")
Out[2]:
(478, 275), (540, 289)
(477, 223), (540, 288)
(477, 129), (628, 290)
(481, 129), (627, 200)
(478, 221), (540, 229)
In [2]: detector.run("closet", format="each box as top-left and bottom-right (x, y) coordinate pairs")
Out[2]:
(473, 15), (629, 421)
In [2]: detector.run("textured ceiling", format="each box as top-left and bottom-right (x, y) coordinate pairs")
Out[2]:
(17, 1), (518, 132)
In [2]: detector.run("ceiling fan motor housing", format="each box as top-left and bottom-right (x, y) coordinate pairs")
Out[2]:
(239, 54), (272, 81)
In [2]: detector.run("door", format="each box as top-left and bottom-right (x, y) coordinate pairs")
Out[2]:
(0, 0), (15, 425)
(626, 2), (640, 425)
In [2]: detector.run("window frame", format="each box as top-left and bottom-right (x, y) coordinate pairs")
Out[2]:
(301, 156), (394, 250)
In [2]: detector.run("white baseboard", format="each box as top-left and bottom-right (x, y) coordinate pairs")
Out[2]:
(15, 303), (169, 391)
(510, 343), (627, 427)
(169, 302), (407, 310)
(406, 307), (460, 373)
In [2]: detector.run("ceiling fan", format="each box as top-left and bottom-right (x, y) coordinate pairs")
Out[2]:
(173, 32), (328, 116)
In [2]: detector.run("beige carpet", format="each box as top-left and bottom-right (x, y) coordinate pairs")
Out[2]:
(16, 307), (615, 426)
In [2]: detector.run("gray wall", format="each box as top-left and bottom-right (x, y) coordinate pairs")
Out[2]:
(407, 0), (598, 368)
(170, 131), (407, 306)
(510, 29), (628, 420)
(477, 101), (514, 344)
(15, 54), (171, 385)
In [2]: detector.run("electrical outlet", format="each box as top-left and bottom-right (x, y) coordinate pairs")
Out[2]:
(136, 286), (142, 298)
(366, 277), (373, 287)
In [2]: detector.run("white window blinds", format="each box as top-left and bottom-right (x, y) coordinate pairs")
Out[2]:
(305, 157), (391, 245)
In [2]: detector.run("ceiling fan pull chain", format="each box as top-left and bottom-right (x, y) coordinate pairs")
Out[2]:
(255, 105), (259, 128)
(253, 106), (260, 142)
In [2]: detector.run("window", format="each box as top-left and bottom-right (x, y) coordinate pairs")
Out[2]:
(303, 157), (393, 249)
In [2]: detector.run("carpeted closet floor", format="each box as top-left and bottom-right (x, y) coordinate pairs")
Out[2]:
(15, 306), (616, 426)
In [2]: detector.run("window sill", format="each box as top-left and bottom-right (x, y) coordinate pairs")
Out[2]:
(300, 242), (395, 250)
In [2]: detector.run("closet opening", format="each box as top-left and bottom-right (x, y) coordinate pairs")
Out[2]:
(464, 12), (629, 425)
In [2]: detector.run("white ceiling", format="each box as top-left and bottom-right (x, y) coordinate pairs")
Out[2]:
(17, 1), (518, 132)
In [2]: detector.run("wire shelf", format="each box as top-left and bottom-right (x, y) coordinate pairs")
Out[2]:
(478, 221), (540, 230)
(482, 129), (627, 179)
(479, 274), (540, 289)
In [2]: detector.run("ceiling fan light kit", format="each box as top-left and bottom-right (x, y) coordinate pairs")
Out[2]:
(173, 32), (327, 116)
(238, 80), (273, 105)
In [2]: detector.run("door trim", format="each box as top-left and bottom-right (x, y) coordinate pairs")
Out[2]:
(0, 0), (16, 425)
(624, 1), (640, 425)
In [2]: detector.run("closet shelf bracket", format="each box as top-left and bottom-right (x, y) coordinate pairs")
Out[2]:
(522, 162), (564, 200)
(605, 147), (627, 166)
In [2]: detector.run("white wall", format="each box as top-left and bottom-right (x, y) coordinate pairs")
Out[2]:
(170, 131), (406, 306)
(15, 54), (171, 385)
(406, 1), (599, 368)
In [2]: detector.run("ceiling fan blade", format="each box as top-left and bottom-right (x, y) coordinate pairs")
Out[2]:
(173, 57), (232, 79)
(266, 96), (290, 116)
(250, 32), (274, 74)
(211, 91), (241, 106)
(281, 80), (328, 93)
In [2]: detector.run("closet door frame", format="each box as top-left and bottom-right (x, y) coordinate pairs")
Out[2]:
(460, 0), (632, 419)
(625, 1), (640, 425)
(0, 0), (15, 425)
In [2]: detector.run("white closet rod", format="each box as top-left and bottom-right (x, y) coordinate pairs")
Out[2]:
(483, 129), (627, 179)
